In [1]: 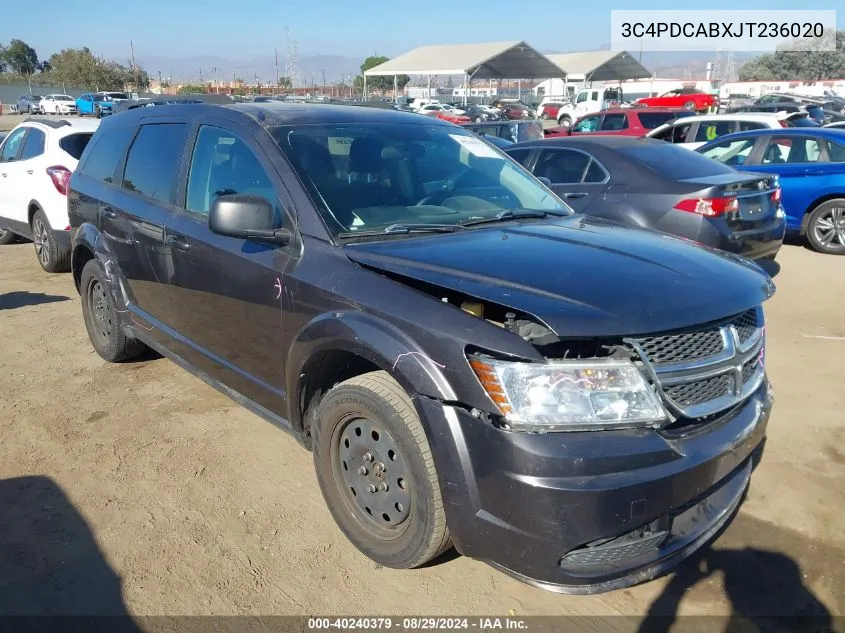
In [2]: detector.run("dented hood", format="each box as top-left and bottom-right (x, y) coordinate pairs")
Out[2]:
(344, 217), (775, 338)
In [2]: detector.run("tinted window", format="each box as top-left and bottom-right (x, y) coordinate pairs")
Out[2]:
(19, 129), (46, 160)
(59, 133), (94, 160)
(788, 117), (820, 128)
(761, 137), (822, 164)
(694, 121), (735, 143)
(739, 121), (767, 131)
(505, 148), (532, 165)
(573, 115), (600, 133)
(698, 138), (757, 166)
(827, 139), (845, 162)
(0, 127), (27, 162)
(637, 112), (680, 129)
(186, 126), (275, 216)
(600, 114), (628, 131)
(534, 149), (592, 184)
(584, 160), (606, 183)
(122, 124), (189, 203)
(619, 143), (736, 179)
(80, 126), (136, 183)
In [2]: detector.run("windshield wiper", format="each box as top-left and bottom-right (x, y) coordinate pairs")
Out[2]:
(337, 223), (464, 239)
(459, 209), (565, 227)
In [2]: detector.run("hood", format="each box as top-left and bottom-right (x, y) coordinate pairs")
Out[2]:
(344, 217), (775, 338)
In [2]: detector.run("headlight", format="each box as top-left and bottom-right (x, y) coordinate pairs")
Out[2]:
(469, 356), (667, 432)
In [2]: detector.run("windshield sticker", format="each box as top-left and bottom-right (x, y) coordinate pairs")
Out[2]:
(328, 137), (354, 156)
(449, 134), (500, 159)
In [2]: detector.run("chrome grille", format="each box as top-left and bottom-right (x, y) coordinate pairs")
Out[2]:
(628, 307), (766, 419)
(663, 373), (734, 407)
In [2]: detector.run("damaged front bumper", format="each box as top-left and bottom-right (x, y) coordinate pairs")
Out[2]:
(415, 379), (773, 594)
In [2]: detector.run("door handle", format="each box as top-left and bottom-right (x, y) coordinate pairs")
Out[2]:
(101, 207), (118, 219)
(802, 169), (825, 175)
(0, 173), (6, 178)
(561, 192), (588, 199)
(26, 169), (34, 175)
(166, 234), (191, 251)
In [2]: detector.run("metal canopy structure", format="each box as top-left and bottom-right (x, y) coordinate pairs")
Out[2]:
(547, 51), (651, 82)
(364, 41), (566, 80)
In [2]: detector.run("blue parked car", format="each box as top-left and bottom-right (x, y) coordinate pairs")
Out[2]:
(76, 91), (129, 118)
(697, 128), (845, 254)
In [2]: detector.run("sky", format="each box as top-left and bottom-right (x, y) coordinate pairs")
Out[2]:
(3, 0), (843, 62)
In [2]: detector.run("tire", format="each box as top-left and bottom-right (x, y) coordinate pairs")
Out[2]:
(474, 116), (482, 123)
(79, 259), (147, 362)
(0, 229), (17, 245)
(806, 199), (845, 255)
(541, 112), (550, 120)
(683, 100), (696, 110)
(31, 209), (70, 273)
(558, 115), (572, 127)
(94, 105), (102, 119)
(312, 370), (452, 569)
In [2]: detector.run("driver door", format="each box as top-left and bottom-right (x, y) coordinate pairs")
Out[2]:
(161, 118), (298, 416)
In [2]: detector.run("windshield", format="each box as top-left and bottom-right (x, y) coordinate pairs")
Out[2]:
(271, 122), (570, 236)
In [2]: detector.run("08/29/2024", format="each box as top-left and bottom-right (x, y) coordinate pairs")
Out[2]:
(308, 617), (528, 630)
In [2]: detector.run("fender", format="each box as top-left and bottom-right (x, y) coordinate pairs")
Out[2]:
(71, 222), (128, 310)
(286, 310), (458, 433)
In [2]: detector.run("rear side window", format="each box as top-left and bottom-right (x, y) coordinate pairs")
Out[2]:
(637, 112), (679, 129)
(121, 123), (189, 203)
(739, 121), (767, 131)
(19, 129), (46, 160)
(59, 133), (94, 160)
(534, 148), (594, 184)
(694, 121), (735, 143)
(827, 139), (845, 162)
(619, 143), (736, 179)
(600, 114), (628, 131)
(80, 126), (136, 183)
(506, 148), (532, 165)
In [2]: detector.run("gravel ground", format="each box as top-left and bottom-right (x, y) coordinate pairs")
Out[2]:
(0, 218), (843, 625)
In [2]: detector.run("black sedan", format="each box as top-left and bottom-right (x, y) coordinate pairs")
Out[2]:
(505, 136), (786, 262)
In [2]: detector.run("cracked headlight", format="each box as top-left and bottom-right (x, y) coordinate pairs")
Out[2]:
(469, 356), (667, 432)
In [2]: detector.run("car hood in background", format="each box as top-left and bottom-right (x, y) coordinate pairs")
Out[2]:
(344, 217), (774, 338)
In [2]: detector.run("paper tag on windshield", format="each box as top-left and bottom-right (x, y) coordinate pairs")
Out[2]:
(449, 134), (500, 158)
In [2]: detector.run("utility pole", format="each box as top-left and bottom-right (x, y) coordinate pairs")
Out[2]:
(275, 49), (280, 95)
(130, 39), (139, 89)
(199, 68), (203, 84)
(322, 69), (326, 94)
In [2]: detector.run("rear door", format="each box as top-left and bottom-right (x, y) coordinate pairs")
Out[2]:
(161, 117), (297, 416)
(0, 127), (30, 228)
(739, 134), (829, 229)
(530, 147), (608, 213)
(102, 119), (190, 333)
(13, 127), (49, 225)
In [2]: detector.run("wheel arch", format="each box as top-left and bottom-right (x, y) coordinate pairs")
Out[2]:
(800, 193), (845, 234)
(27, 201), (44, 227)
(286, 311), (457, 448)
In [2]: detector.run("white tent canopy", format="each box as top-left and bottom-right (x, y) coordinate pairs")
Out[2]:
(364, 41), (566, 80)
(546, 51), (652, 83)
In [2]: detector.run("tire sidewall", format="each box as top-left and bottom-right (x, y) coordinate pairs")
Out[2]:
(807, 200), (845, 254)
(80, 259), (123, 360)
(32, 209), (58, 272)
(312, 381), (440, 568)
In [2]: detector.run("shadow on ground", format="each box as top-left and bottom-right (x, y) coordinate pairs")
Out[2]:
(0, 475), (139, 623)
(638, 513), (840, 633)
(0, 291), (69, 310)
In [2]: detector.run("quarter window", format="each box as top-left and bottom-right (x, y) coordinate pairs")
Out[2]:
(185, 126), (275, 216)
(122, 123), (189, 203)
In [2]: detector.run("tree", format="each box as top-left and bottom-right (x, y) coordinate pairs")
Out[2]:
(47, 47), (144, 91)
(277, 76), (292, 88)
(3, 39), (39, 74)
(0, 44), (7, 72)
(445, 77), (454, 89)
(354, 55), (410, 94)
(739, 29), (845, 81)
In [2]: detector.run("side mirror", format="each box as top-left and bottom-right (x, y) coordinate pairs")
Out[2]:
(209, 194), (291, 245)
(537, 176), (552, 187)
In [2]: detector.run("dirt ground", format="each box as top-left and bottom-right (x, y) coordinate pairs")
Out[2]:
(1, 234), (844, 621)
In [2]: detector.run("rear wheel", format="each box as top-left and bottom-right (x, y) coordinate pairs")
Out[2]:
(0, 229), (17, 245)
(683, 100), (696, 110)
(806, 199), (845, 255)
(312, 371), (451, 569)
(80, 259), (147, 362)
(32, 209), (70, 273)
(558, 114), (572, 128)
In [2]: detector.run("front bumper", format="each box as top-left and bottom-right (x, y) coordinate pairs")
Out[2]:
(416, 379), (773, 593)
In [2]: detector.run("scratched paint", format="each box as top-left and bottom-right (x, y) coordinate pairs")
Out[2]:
(392, 351), (446, 372)
(274, 277), (283, 300)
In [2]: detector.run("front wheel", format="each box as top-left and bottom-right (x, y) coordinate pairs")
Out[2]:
(94, 105), (102, 119)
(558, 115), (572, 127)
(806, 199), (845, 254)
(313, 371), (452, 569)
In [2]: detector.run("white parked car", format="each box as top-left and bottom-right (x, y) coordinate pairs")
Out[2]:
(646, 112), (814, 150)
(440, 104), (466, 115)
(0, 117), (100, 271)
(39, 94), (78, 115)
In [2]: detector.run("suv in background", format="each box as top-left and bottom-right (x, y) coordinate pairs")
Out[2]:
(647, 112), (816, 149)
(550, 108), (693, 137)
(68, 101), (773, 594)
(0, 117), (100, 269)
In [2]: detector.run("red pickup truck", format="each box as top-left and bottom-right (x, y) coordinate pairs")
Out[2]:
(634, 88), (718, 113)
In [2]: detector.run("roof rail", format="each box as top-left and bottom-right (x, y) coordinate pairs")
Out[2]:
(23, 117), (71, 129)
